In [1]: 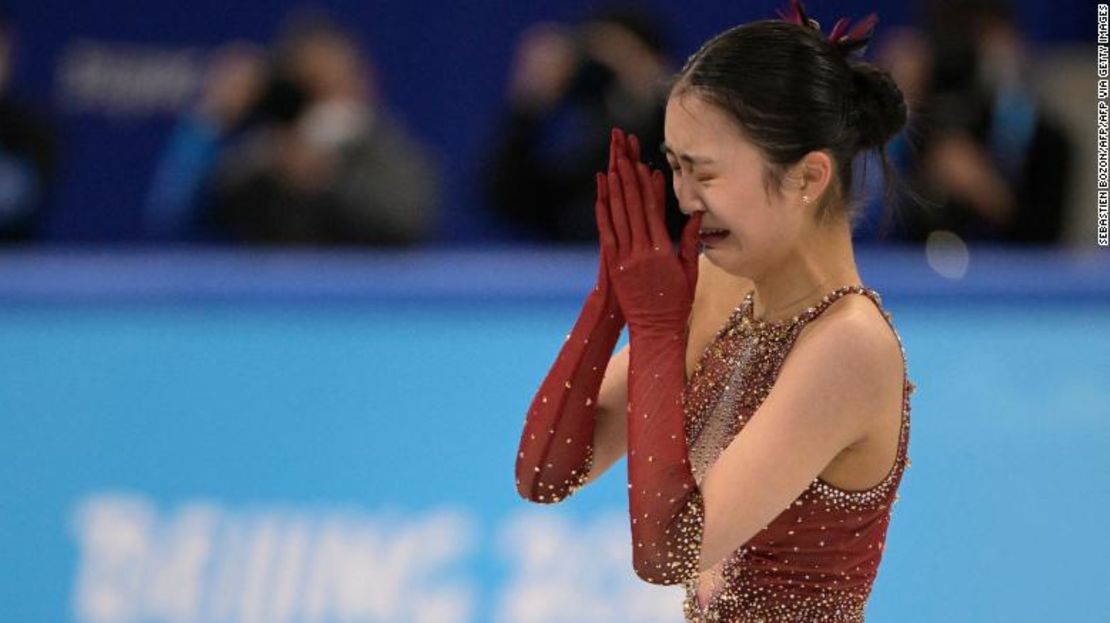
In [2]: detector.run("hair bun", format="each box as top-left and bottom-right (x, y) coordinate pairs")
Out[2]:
(849, 63), (907, 150)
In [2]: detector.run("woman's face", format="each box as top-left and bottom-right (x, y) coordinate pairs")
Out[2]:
(663, 92), (805, 278)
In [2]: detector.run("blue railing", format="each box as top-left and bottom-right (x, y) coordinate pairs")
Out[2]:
(0, 245), (1107, 303)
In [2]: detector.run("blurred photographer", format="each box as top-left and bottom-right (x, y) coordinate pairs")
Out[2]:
(146, 11), (440, 245)
(144, 41), (268, 240)
(898, 0), (1074, 244)
(483, 6), (682, 243)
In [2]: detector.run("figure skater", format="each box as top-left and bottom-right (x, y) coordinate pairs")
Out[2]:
(515, 2), (915, 620)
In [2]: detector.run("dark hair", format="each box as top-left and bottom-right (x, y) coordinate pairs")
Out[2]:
(670, 18), (911, 230)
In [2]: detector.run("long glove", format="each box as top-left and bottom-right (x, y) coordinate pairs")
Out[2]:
(514, 132), (644, 503)
(598, 128), (705, 585)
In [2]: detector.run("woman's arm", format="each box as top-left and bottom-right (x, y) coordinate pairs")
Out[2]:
(513, 262), (625, 504)
(514, 133), (642, 504)
(581, 343), (629, 486)
(584, 256), (752, 488)
(597, 144), (706, 584)
(516, 132), (752, 505)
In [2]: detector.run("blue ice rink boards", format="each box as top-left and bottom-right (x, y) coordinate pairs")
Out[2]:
(1, 246), (1107, 622)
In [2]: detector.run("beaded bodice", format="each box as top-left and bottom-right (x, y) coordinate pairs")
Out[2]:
(680, 284), (914, 622)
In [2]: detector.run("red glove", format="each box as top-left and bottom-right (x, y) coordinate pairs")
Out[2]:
(514, 132), (646, 503)
(597, 127), (705, 585)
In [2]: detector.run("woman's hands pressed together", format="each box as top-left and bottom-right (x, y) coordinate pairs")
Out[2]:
(595, 128), (707, 585)
(515, 126), (708, 583)
(595, 128), (703, 337)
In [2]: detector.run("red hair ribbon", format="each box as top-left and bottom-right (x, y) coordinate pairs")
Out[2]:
(776, 0), (879, 56)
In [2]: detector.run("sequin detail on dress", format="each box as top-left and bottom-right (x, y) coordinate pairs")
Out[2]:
(680, 285), (914, 622)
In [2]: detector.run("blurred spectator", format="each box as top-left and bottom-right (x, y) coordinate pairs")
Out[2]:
(145, 11), (440, 245)
(851, 27), (931, 244)
(0, 7), (58, 242)
(483, 7), (684, 243)
(892, 0), (1073, 244)
(144, 42), (268, 241)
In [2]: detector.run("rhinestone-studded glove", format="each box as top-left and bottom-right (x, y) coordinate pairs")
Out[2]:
(513, 132), (649, 504)
(598, 128), (705, 585)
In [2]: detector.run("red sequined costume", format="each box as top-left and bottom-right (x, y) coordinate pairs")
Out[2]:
(681, 285), (913, 622)
(514, 128), (913, 621)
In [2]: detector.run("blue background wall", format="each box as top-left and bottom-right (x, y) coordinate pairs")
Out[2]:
(0, 0), (1092, 243)
(1, 246), (1108, 621)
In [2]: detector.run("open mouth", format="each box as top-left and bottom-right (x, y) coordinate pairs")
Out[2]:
(698, 228), (730, 245)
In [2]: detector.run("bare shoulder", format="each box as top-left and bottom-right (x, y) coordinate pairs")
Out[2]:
(791, 293), (905, 423)
(812, 292), (899, 349)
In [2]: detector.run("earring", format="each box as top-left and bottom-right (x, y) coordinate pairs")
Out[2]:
(802, 194), (810, 205)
